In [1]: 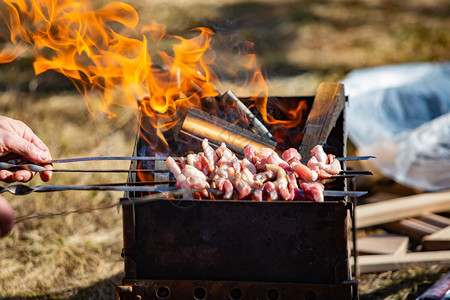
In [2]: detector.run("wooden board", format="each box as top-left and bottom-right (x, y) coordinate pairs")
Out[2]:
(361, 192), (402, 204)
(418, 213), (450, 228)
(423, 226), (450, 251)
(357, 234), (409, 255)
(382, 218), (442, 241)
(298, 82), (346, 159)
(356, 191), (450, 228)
(354, 250), (450, 274)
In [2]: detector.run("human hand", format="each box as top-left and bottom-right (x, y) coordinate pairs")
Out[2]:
(0, 116), (53, 182)
(0, 195), (14, 238)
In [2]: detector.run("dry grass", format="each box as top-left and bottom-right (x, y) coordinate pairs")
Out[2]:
(359, 265), (449, 299)
(0, 91), (135, 298)
(0, 0), (449, 299)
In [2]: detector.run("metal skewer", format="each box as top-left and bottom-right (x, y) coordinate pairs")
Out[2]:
(6, 155), (376, 165)
(339, 170), (373, 175)
(0, 183), (368, 198)
(0, 162), (373, 177)
(0, 162), (175, 173)
(0, 184), (181, 196)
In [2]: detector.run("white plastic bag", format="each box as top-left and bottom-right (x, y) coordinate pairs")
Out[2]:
(341, 62), (450, 191)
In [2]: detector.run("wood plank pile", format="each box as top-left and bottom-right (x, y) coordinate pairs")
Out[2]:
(352, 190), (450, 274)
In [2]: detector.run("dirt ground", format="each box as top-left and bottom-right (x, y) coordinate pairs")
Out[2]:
(0, 0), (449, 299)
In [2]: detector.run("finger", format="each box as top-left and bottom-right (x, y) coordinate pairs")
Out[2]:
(39, 163), (53, 182)
(4, 136), (50, 164)
(0, 117), (52, 164)
(0, 195), (14, 238)
(11, 170), (34, 182)
(0, 170), (13, 183)
(13, 120), (51, 162)
(29, 134), (50, 154)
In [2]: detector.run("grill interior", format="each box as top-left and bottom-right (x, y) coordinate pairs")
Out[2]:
(126, 95), (347, 199)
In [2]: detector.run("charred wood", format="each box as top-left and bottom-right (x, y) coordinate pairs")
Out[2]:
(220, 90), (274, 141)
(179, 107), (277, 156)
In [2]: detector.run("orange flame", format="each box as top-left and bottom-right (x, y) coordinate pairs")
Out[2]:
(0, 0), (305, 136)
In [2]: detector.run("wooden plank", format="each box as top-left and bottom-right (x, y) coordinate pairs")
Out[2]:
(354, 251), (450, 274)
(362, 192), (401, 204)
(357, 234), (409, 255)
(381, 214), (450, 245)
(417, 213), (450, 229)
(298, 82), (346, 159)
(382, 218), (442, 241)
(356, 191), (450, 228)
(423, 226), (450, 251)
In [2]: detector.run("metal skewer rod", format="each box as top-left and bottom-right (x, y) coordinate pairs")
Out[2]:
(89, 181), (177, 186)
(0, 184), (181, 196)
(36, 169), (178, 173)
(339, 170), (373, 175)
(0, 163), (178, 173)
(7, 155), (376, 164)
(55, 171), (366, 178)
(0, 162), (373, 176)
(0, 183), (368, 198)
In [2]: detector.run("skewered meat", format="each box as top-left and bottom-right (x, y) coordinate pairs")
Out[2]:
(165, 139), (342, 201)
(308, 145), (342, 178)
(282, 148), (301, 163)
(291, 161), (319, 182)
(202, 138), (217, 174)
(300, 182), (325, 202)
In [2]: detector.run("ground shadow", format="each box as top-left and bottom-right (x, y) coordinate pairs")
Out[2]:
(1, 273), (122, 300)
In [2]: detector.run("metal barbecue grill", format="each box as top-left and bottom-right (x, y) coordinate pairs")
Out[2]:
(117, 84), (362, 300)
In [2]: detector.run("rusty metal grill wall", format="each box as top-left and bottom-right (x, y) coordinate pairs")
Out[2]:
(122, 199), (350, 283)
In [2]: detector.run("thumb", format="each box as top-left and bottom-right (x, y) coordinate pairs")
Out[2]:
(5, 135), (50, 163)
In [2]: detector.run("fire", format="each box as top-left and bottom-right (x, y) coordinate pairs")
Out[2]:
(0, 0), (306, 140)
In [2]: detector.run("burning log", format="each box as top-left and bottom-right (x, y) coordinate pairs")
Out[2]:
(178, 107), (277, 156)
(184, 78), (222, 113)
(220, 90), (274, 140)
(182, 86), (274, 142)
